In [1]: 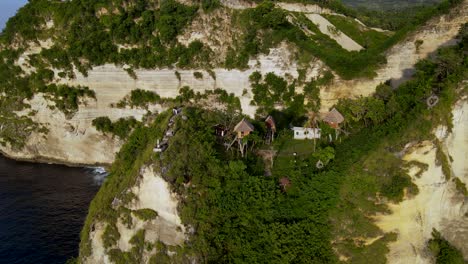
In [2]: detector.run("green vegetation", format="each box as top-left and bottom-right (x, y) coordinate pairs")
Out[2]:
(124, 68), (137, 80)
(79, 26), (466, 262)
(323, 14), (389, 48)
(0, 111), (40, 150)
(381, 173), (417, 201)
(158, 109), (337, 262)
(330, 26), (467, 261)
(129, 89), (160, 107)
(102, 223), (120, 249)
(0, 48), (94, 147)
(249, 71), (328, 116)
(226, 0), (462, 79)
(428, 229), (465, 264)
(92, 116), (139, 139)
(250, 71), (295, 112)
(193, 71), (203, 79)
(40, 84), (95, 117)
(117, 89), (161, 108)
(132, 209), (158, 221)
(435, 140), (452, 180)
(0, 0), (462, 82)
(404, 160), (429, 178)
(204, 88), (242, 113)
(108, 229), (149, 264)
(353, 4), (441, 30)
(202, 0), (221, 12)
(1, 0), (209, 75)
(453, 177), (467, 196)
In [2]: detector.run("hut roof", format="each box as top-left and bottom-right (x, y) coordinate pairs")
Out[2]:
(265, 115), (276, 130)
(234, 118), (254, 133)
(323, 108), (344, 124)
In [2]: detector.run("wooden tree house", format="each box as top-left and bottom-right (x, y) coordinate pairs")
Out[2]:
(228, 118), (254, 157)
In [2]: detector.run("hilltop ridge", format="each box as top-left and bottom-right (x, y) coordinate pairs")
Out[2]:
(0, 1), (466, 263)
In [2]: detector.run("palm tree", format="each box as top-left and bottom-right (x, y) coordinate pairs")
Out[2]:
(305, 111), (319, 152)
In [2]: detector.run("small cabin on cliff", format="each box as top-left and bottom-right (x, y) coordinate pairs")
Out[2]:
(234, 118), (254, 139)
(292, 127), (321, 140)
(323, 108), (344, 129)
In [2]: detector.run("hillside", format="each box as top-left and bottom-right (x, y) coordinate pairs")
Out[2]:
(0, 0), (465, 165)
(0, 0), (466, 263)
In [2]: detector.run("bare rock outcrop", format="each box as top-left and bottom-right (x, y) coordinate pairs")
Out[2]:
(85, 166), (185, 264)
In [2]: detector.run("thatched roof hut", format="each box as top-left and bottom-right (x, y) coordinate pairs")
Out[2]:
(323, 108), (344, 128)
(234, 118), (254, 138)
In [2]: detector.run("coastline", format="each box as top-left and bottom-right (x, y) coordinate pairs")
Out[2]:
(0, 150), (111, 168)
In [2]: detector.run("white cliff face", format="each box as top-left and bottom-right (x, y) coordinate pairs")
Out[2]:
(375, 100), (468, 263)
(1, 94), (132, 165)
(276, 2), (334, 14)
(320, 0), (468, 111)
(64, 41), (308, 118)
(0, 42), (321, 165)
(85, 166), (185, 264)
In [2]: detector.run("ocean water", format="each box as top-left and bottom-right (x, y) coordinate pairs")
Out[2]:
(0, 155), (102, 264)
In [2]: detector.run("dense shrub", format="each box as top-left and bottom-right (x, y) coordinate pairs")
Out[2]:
(32, 82), (96, 116)
(129, 89), (161, 107)
(133, 209), (158, 221)
(250, 72), (295, 111)
(428, 229), (464, 264)
(92, 116), (139, 139)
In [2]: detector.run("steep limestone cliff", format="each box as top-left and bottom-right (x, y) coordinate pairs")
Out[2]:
(375, 100), (468, 263)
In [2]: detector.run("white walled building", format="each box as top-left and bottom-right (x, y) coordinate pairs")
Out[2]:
(292, 127), (321, 140)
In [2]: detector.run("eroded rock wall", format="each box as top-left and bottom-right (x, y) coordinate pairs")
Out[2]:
(375, 100), (468, 263)
(1, 43), (320, 165)
(85, 166), (185, 264)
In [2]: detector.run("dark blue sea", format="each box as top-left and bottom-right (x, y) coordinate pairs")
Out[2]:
(0, 155), (102, 264)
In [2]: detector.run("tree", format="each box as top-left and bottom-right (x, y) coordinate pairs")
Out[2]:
(428, 229), (464, 264)
(365, 97), (386, 125)
(374, 83), (393, 101)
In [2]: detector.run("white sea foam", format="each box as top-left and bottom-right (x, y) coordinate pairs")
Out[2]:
(87, 167), (109, 185)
